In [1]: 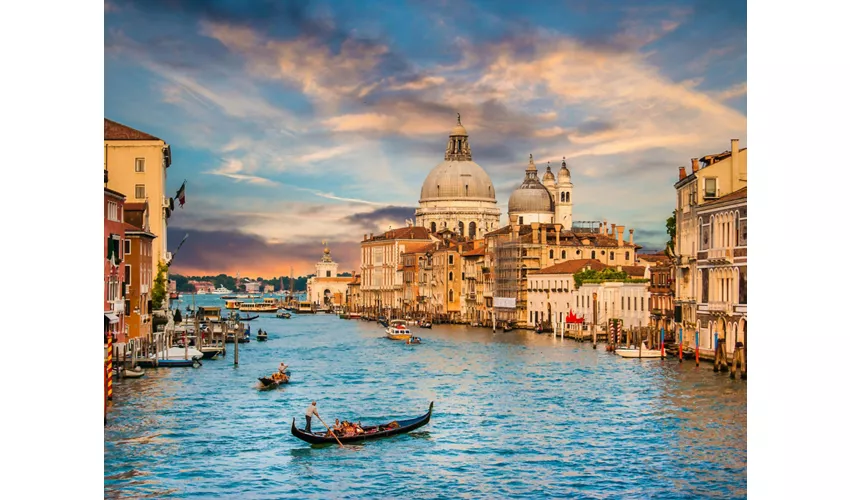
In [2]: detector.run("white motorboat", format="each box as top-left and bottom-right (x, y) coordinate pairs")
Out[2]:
(615, 342), (664, 359)
(212, 286), (233, 295)
(161, 346), (205, 360)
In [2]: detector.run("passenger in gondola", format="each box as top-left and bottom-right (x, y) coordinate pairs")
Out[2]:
(279, 362), (288, 374)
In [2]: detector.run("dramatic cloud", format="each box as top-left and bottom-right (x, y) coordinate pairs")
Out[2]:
(107, 0), (746, 275)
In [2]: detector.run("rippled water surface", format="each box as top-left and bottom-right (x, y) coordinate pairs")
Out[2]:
(105, 308), (746, 499)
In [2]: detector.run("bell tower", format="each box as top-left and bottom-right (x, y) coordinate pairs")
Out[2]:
(556, 157), (573, 229)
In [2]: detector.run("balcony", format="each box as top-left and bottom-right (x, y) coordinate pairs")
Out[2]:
(707, 248), (733, 264)
(707, 301), (733, 315)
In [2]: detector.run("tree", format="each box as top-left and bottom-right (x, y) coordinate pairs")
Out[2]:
(152, 260), (168, 309)
(665, 210), (677, 257)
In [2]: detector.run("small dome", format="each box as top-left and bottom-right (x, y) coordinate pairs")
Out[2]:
(543, 163), (555, 182)
(509, 183), (555, 214)
(558, 157), (571, 180)
(509, 155), (554, 214)
(450, 113), (468, 136)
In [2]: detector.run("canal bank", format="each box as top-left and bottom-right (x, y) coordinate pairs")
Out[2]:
(105, 312), (746, 499)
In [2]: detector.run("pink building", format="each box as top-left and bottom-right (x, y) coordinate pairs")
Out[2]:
(104, 187), (127, 343)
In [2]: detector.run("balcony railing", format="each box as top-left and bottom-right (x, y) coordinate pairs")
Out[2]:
(707, 301), (733, 315)
(707, 248), (733, 263)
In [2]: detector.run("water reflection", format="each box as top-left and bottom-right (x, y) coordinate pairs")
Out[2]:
(106, 308), (746, 498)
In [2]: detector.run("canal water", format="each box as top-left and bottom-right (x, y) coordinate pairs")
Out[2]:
(105, 304), (746, 499)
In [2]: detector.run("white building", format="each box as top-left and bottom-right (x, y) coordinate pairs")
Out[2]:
(528, 259), (650, 332)
(307, 245), (353, 308)
(415, 114), (501, 238)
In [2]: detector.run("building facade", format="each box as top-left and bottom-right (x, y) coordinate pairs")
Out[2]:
(638, 252), (676, 334)
(694, 187), (747, 355)
(104, 118), (174, 267)
(415, 115), (501, 238)
(360, 226), (433, 317)
(673, 139), (747, 347)
(123, 201), (155, 342)
(104, 188), (127, 342)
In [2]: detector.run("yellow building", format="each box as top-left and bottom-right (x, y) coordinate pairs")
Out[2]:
(104, 118), (174, 266)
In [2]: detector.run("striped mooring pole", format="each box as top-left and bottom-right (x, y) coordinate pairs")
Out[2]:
(107, 332), (114, 401)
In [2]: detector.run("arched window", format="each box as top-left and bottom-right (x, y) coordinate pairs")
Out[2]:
(565, 192), (570, 203)
(469, 222), (476, 239)
(549, 249), (554, 259)
(458, 221), (464, 236)
(625, 251), (630, 261)
(465, 185), (469, 197)
(430, 222), (436, 233)
(591, 250), (596, 259)
(449, 289), (454, 302)
(561, 250), (566, 259)
(561, 192), (565, 202)
(437, 185), (440, 196)
(576, 250), (580, 256)
(449, 272), (453, 281)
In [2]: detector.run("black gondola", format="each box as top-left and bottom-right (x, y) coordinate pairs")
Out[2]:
(235, 314), (260, 321)
(291, 401), (433, 444)
(258, 373), (288, 390)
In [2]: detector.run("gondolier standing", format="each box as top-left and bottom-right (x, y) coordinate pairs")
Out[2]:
(305, 401), (319, 433)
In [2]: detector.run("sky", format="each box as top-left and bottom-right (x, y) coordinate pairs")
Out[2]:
(104, 0), (746, 278)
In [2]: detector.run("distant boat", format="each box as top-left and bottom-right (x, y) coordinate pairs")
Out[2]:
(212, 286), (232, 295)
(615, 342), (664, 359)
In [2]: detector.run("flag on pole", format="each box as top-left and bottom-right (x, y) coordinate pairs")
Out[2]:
(176, 181), (187, 207)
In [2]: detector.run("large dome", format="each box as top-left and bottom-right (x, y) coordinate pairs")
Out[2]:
(420, 160), (497, 201)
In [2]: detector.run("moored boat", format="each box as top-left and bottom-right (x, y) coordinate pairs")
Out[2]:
(240, 302), (278, 313)
(276, 311), (292, 319)
(615, 342), (664, 359)
(291, 402), (433, 444)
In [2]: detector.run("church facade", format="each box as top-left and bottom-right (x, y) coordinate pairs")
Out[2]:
(306, 244), (353, 309)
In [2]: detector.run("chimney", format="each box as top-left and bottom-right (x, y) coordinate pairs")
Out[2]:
(678, 166), (686, 180)
(691, 158), (700, 173)
(617, 226), (624, 247)
(731, 138), (740, 184)
(364, 234), (367, 241)
(601, 220), (607, 235)
(609, 223), (615, 237)
(629, 228), (634, 245)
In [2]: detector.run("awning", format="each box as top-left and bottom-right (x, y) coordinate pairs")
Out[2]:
(104, 313), (119, 324)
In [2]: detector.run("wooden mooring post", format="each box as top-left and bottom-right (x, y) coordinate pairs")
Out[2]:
(730, 341), (746, 379)
(592, 292), (598, 349)
(233, 321), (240, 366)
(713, 332), (729, 372)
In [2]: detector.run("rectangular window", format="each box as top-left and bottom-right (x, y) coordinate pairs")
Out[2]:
(705, 178), (717, 198)
(641, 297), (644, 311)
(135, 184), (146, 199)
(135, 158), (145, 173)
(125, 265), (131, 286)
(107, 201), (118, 221)
(124, 240), (131, 255)
(621, 297), (624, 310)
(628, 297), (631, 310)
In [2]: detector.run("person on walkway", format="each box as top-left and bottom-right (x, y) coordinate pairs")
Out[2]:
(305, 401), (319, 433)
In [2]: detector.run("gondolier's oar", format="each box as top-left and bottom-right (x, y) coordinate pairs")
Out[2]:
(317, 415), (345, 448)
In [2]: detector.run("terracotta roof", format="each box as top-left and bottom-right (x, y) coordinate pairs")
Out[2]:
(462, 247), (487, 257)
(312, 277), (355, 282)
(532, 259), (610, 275)
(700, 186), (747, 207)
(104, 187), (126, 199)
(366, 226), (432, 242)
(637, 253), (672, 264)
(621, 266), (646, 278)
(104, 118), (161, 141)
(123, 222), (156, 238)
(401, 241), (436, 254)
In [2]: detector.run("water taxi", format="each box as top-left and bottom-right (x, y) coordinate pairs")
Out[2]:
(225, 300), (243, 310)
(385, 320), (412, 341)
(297, 301), (315, 314)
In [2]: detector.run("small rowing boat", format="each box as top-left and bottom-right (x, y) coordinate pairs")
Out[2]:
(291, 402), (433, 444)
